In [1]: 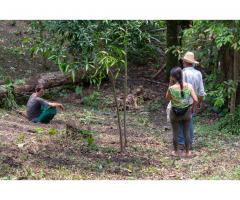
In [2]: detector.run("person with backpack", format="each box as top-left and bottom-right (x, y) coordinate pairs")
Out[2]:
(166, 67), (198, 157)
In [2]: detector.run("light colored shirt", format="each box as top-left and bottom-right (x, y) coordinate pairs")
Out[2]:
(183, 66), (206, 104)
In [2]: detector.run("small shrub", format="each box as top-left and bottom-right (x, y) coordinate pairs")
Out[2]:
(16, 133), (25, 144)
(137, 116), (150, 127)
(35, 127), (44, 134)
(218, 106), (240, 135)
(48, 128), (59, 135)
(148, 99), (162, 112)
(80, 130), (96, 146)
(75, 86), (83, 96)
(77, 109), (94, 125)
(15, 79), (26, 85)
(83, 91), (100, 109)
(2, 80), (18, 110)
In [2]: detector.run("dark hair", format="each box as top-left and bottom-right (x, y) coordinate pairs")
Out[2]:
(178, 59), (184, 69)
(35, 85), (44, 93)
(170, 67), (184, 98)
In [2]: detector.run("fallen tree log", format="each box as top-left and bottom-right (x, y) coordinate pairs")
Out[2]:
(0, 71), (85, 98)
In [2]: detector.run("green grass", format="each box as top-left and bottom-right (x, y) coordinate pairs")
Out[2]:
(224, 166), (240, 179)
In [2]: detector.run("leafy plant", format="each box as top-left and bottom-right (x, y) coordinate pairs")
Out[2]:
(2, 80), (18, 110)
(15, 79), (26, 85)
(83, 91), (100, 109)
(137, 116), (150, 127)
(35, 127), (45, 134)
(48, 128), (59, 135)
(218, 106), (240, 135)
(205, 71), (238, 109)
(16, 133), (25, 144)
(80, 130), (96, 146)
(75, 85), (83, 96)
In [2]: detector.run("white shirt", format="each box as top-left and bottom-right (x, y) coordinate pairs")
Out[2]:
(183, 66), (206, 104)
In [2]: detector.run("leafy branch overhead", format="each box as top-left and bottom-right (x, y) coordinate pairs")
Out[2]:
(23, 21), (163, 85)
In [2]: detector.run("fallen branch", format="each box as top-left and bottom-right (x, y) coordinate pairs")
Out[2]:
(144, 78), (168, 87)
(14, 110), (27, 118)
(152, 64), (166, 79)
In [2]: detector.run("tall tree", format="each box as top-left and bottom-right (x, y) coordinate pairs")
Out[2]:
(166, 20), (179, 79)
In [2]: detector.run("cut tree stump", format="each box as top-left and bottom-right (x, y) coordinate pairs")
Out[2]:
(0, 70), (85, 98)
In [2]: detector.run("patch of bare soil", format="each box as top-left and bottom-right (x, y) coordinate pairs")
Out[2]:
(0, 20), (58, 81)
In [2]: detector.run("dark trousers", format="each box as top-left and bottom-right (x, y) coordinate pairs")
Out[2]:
(170, 107), (192, 152)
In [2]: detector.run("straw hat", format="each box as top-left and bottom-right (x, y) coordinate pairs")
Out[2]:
(182, 51), (199, 64)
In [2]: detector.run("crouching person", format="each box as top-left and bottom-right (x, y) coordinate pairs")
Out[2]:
(27, 85), (64, 124)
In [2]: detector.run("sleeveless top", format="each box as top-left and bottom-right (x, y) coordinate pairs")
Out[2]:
(169, 85), (192, 109)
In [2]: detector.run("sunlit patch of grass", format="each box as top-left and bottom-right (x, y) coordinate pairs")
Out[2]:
(218, 166), (240, 180)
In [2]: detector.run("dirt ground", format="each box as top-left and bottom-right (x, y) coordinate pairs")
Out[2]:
(0, 21), (240, 180)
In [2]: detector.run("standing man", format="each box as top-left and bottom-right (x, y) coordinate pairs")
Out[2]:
(27, 85), (64, 124)
(178, 51), (206, 150)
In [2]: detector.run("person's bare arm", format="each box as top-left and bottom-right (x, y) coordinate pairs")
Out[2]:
(190, 85), (198, 105)
(198, 96), (204, 108)
(48, 102), (64, 110)
(197, 72), (205, 108)
(165, 89), (172, 101)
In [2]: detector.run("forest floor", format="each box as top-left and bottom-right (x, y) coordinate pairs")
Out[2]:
(0, 21), (240, 180)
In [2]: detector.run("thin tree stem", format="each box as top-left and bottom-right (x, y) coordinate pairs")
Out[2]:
(123, 44), (128, 147)
(110, 71), (124, 152)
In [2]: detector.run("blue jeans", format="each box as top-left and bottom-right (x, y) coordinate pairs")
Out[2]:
(178, 117), (194, 145)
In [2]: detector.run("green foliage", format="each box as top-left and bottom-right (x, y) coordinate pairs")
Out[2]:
(23, 20), (165, 85)
(83, 91), (100, 109)
(75, 85), (83, 96)
(218, 106), (240, 135)
(14, 79), (26, 85)
(48, 128), (59, 135)
(77, 109), (95, 125)
(225, 166), (240, 179)
(80, 129), (95, 146)
(148, 99), (162, 112)
(0, 161), (13, 178)
(34, 127), (44, 134)
(178, 20), (240, 72)
(137, 116), (150, 127)
(16, 133), (25, 144)
(2, 80), (18, 110)
(205, 72), (237, 109)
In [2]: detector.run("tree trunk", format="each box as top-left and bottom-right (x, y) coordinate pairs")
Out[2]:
(219, 46), (234, 109)
(0, 71), (85, 98)
(166, 20), (179, 79)
(109, 71), (124, 153)
(219, 46), (228, 81)
(178, 20), (192, 46)
(123, 45), (128, 148)
(230, 50), (240, 113)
